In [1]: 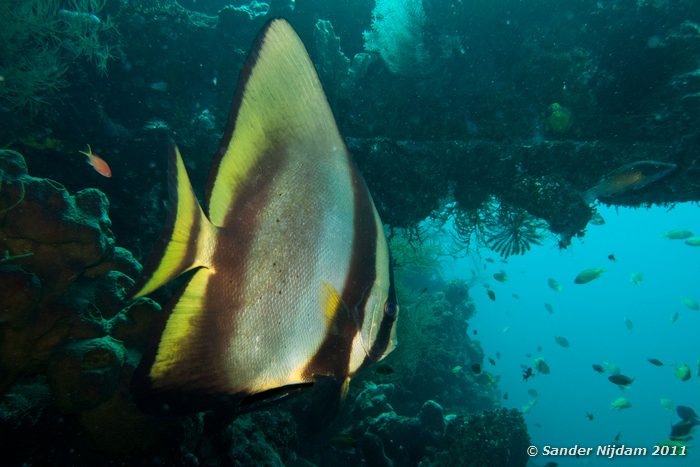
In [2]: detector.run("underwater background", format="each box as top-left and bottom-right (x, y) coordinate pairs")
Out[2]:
(443, 203), (700, 467)
(1, 0), (699, 465)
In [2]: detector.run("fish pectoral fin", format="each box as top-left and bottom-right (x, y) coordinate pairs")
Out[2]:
(321, 280), (347, 335)
(339, 375), (351, 402)
(131, 143), (217, 298)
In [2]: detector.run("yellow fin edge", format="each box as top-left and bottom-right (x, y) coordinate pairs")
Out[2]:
(150, 268), (212, 381)
(134, 144), (215, 298)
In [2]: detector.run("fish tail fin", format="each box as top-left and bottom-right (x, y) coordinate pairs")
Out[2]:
(78, 145), (90, 158)
(132, 142), (217, 298)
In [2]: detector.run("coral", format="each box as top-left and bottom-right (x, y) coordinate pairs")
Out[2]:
(47, 336), (127, 413)
(0, 149), (168, 458)
(313, 19), (351, 102)
(296, 381), (456, 465)
(390, 229), (444, 273)
(352, 382), (396, 420)
(340, 392), (504, 466)
(220, 411), (298, 466)
(363, 0), (431, 76)
(363, 277), (495, 418)
(357, 401), (433, 464)
(0, 159), (116, 302)
(360, 432), (394, 467)
(389, 228), (447, 303)
(0, 378), (52, 431)
(429, 409), (531, 467)
(58, 1), (119, 75)
(418, 400), (446, 441)
(443, 280), (472, 316)
(544, 102), (573, 133)
(0, 0), (119, 114)
(219, 1), (270, 21)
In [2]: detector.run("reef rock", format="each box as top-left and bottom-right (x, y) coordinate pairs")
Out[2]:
(418, 400), (446, 441)
(344, 386), (450, 465)
(429, 408), (531, 467)
(352, 382), (396, 420)
(0, 150), (115, 302)
(0, 149), (165, 457)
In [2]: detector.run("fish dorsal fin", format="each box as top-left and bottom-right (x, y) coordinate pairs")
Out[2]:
(206, 19), (341, 226)
(132, 144), (216, 298)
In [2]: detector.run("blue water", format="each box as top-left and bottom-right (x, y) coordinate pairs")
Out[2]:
(442, 203), (700, 466)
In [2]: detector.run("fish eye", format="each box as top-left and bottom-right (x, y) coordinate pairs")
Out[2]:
(384, 302), (398, 318)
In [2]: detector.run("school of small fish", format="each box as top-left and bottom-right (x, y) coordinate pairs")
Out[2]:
(475, 226), (697, 442)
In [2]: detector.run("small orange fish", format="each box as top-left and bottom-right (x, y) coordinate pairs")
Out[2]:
(79, 144), (112, 177)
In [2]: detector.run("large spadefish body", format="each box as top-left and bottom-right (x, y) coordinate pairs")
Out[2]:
(131, 19), (398, 410)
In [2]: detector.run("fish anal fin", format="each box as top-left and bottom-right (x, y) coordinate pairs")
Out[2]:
(131, 267), (233, 413)
(149, 268), (212, 382)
